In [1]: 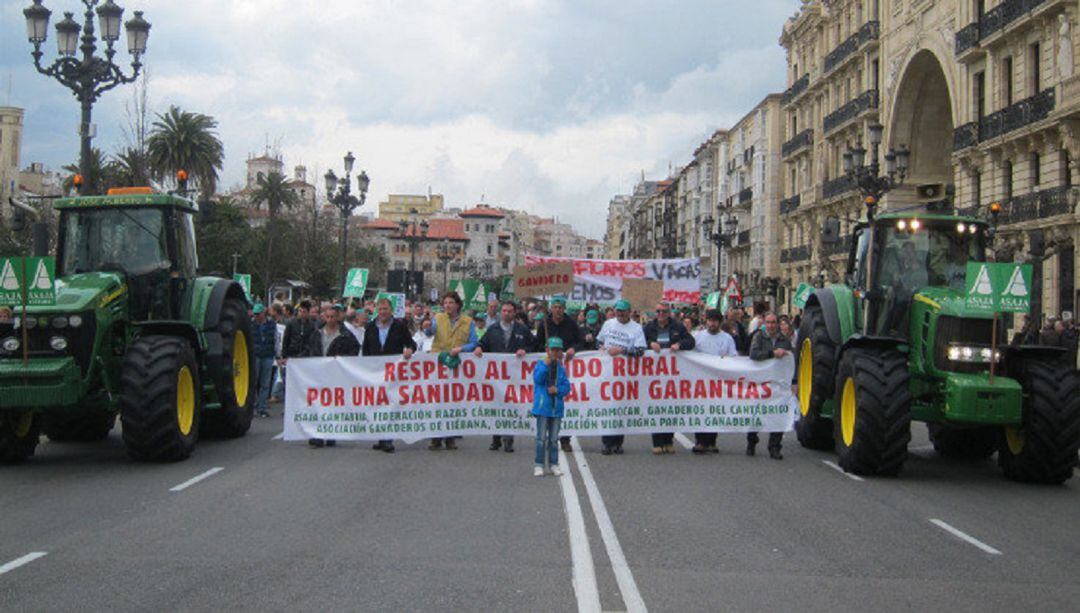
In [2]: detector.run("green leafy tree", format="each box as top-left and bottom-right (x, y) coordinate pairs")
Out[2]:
(194, 196), (258, 282)
(147, 105), (224, 199)
(62, 148), (119, 195)
(111, 147), (152, 187)
(250, 172), (300, 289)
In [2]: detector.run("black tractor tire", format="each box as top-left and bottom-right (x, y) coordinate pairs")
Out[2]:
(120, 335), (201, 462)
(927, 424), (998, 460)
(42, 408), (116, 443)
(997, 357), (1080, 484)
(200, 297), (255, 439)
(795, 304), (836, 450)
(0, 410), (41, 463)
(834, 347), (912, 476)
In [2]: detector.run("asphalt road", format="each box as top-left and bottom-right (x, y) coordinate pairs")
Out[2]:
(1, 406), (1077, 612)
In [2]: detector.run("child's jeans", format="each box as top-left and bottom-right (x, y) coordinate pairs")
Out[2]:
(534, 416), (562, 468)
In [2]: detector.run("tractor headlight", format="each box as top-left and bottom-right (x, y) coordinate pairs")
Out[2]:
(52, 316), (68, 329)
(947, 344), (999, 363)
(23, 316), (37, 329)
(49, 336), (68, 351)
(1, 337), (19, 352)
(68, 315), (83, 328)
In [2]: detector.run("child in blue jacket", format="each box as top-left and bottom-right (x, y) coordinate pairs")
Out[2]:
(532, 337), (572, 476)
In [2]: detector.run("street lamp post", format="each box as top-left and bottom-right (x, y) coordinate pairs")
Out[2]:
(842, 122), (910, 217)
(702, 212), (739, 288)
(23, 0), (150, 194)
(324, 151), (370, 293)
(398, 208), (428, 301)
(435, 239), (454, 293)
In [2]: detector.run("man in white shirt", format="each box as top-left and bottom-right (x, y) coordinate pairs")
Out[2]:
(691, 309), (737, 454)
(596, 299), (647, 455)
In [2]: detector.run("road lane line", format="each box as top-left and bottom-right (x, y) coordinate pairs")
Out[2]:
(570, 437), (647, 613)
(169, 467), (224, 492)
(822, 460), (865, 482)
(272, 432), (284, 440)
(929, 519), (1002, 555)
(557, 451), (601, 612)
(674, 433), (694, 450)
(0, 552), (47, 576)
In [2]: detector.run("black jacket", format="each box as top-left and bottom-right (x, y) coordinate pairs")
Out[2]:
(479, 320), (535, 354)
(749, 331), (793, 361)
(643, 319), (696, 351)
(283, 317), (319, 358)
(361, 318), (417, 356)
(535, 316), (583, 353)
(305, 326), (361, 357)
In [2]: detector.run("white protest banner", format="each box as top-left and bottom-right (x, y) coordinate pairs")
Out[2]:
(524, 255), (702, 307)
(284, 351), (796, 442)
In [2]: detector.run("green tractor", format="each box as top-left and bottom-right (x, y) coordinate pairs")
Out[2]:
(0, 189), (255, 462)
(796, 207), (1080, 484)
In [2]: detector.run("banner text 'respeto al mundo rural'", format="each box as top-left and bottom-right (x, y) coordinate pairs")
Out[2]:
(523, 255), (701, 305)
(284, 352), (796, 442)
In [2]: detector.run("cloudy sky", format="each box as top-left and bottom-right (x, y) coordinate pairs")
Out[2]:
(2, 0), (799, 237)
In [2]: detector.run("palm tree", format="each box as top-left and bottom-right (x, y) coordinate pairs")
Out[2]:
(147, 105), (224, 200)
(249, 172), (299, 288)
(112, 147), (152, 187)
(62, 148), (117, 195)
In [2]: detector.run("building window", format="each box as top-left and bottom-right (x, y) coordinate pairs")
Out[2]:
(972, 169), (981, 208)
(1002, 56), (1013, 106)
(1003, 160), (1013, 199)
(487, 244), (492, 255)
(973, 71), (985, 120)
(1031, 151), (1041, 187)
(1063, 149), (1073, 187)
(1029, 42), (1041, 95)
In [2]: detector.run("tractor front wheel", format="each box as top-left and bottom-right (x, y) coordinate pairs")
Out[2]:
(834, 347), (912, 476)
(42, 408), (116, 443)
(0, 410), (40, 463)
(997, 357), (1080, 484)
(120, 336), (201, 462)
(795, 305), (836, 450)
(200, 297), (255, 439)
(927, 424), (998, 460)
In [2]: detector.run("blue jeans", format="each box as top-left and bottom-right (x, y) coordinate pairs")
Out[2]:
(534, 416), (562, 468)
(254, 356), (275, 412)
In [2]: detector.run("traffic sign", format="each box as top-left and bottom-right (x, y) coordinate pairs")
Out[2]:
(343, 268), (369, 298)
(965, 262), (1032, 314)
(233, 273), (252, 301)
(0, 256), (56, 306)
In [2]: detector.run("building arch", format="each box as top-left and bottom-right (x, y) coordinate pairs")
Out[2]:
(887, 48), (957, 189)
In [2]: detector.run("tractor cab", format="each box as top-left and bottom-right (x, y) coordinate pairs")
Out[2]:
(54, 188), (199, 322)
(844, 213), (988, 336)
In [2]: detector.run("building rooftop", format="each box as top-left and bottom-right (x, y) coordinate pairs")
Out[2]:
(459, 204), (505, 218)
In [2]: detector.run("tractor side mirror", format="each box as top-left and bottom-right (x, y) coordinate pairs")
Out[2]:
(821, 217), (840, 246)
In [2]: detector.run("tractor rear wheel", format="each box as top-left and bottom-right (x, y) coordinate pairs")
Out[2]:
(997, 357), (1080, 484)
(927, 424), (998, 460)
(200, 297), (255, 439)
(120, 336), (201, 462)
(0, 410), (40, 463)
(834, 347), (912, 476)
(795, 305), (836, 450)
(42, 408), (116, 442)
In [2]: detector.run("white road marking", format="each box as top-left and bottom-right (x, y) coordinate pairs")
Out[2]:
(169, 467), (224, 492)
(557, 450), (601, 612)
(271, 432), (284, 440)
(674, 433), (694, 450)
(0, 552), (47, 576)
(822, 460), (865, 482)
(570, 437), (647, 613)
(929, 519), (1002, 555)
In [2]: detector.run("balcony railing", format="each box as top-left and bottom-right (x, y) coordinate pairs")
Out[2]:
(781, 245), (811, 263)
(780, 194), (801, 215)
(782, 129), (813, 158)
(737, 230), (751, 247)
(824, 234), (852, 256)
(953, 122), (979, 151)
(738, 187), (753, 205)
(782, 73), (810, 105)
(978, 87), (1055, 141)
(955, 22), (980, 55)
(999, 186), (1073, 225)
(824, 89), (879, 134)
(823, 175), (856, 200)
(824, 20), (880, 74)
(956, 0), (1051, 54)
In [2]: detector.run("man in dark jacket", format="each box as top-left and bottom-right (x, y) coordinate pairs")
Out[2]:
(305, 303), (361, 448)
(747, 312), (792, 459)
(251, 304), (278, 418)
(282, 300), (319, 360)
(644, 301), (695, 454)
(534, 295), (583, 452)
(726, 306), (750, 355)
(362, 297), (417, 453)
(475, 300), (534, 452)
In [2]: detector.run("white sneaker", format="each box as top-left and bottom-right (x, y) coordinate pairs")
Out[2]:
(533, 466), (544, 477)
(550, 464), (563, 477)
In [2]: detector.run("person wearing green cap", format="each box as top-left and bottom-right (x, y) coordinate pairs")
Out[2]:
(251, 303), (278, 418)
(532, 337), (572, 476)
(595, 298), (647, 454)
(535, 295), (583, 359)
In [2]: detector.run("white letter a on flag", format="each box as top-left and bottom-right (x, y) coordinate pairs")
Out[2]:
(0, 260), (18, 291)
(971, 265), (993, 295)
(1003, 266), (1028, 297)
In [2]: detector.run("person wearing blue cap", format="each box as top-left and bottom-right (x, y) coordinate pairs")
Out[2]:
(532, 337), (572, 476)
(595, 298), (647, 454)
(251, 303), (278, 418)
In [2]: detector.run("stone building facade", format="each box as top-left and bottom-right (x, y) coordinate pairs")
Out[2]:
(778, 0), (1080, 318)
(0, 107), (23, 220)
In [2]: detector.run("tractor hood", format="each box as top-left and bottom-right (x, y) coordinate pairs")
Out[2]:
(914, 286), (993, 319)
(19, 272), (125, 314)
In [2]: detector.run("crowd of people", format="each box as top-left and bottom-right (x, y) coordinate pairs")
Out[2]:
(255, 291), (801, 471)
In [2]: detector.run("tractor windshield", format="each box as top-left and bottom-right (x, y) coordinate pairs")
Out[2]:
(59, 208), (169, 277)
(876, 219), (986, 293)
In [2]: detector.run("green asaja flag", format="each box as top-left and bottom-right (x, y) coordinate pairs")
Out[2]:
(343, 268), (369, 298)
(233, 273), (252, 301)
(965, 262), (1032, 314)
(704, 291), (720, 309)
(792, 283), (813, 309)
(0, 256), (56, 306)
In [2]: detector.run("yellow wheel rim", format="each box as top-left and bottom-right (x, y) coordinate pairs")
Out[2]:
(232, 332), (250, 407)
(13, 412), (33, 438)
(841, 377), (856, 447)
(177, 366), (195, 436)
(1004, 426), (1024, 455)
(798, 339), (813, 416)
